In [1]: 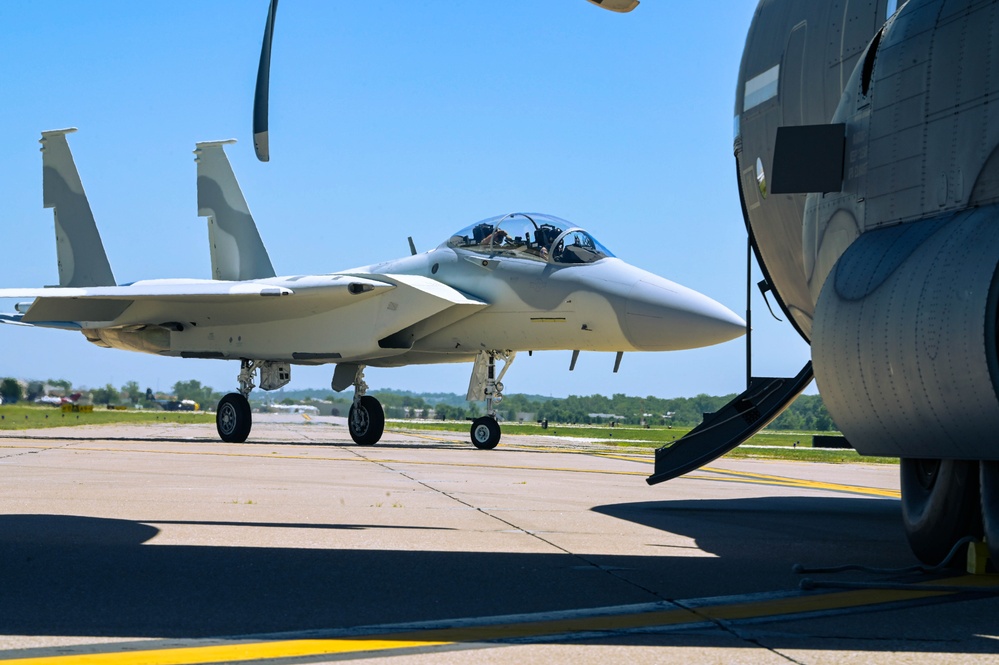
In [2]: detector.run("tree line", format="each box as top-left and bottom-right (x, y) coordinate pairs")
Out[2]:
(0, 377), (838, 431)
(0, 378), (219, 408)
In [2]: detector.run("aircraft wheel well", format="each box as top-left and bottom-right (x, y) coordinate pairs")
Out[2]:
(900, 458), (982, 566)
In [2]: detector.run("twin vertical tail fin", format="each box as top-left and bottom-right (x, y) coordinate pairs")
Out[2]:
(40, 128), (116, 287)
(195, 140), (276, 281)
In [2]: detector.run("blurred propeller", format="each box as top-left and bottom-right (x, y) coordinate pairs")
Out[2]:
(252, 0), (634, 162)
(585, 0), (639, 12)
(253, 0), (279, 162)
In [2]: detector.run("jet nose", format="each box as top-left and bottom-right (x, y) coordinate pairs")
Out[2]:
(624, 276), (746, 351)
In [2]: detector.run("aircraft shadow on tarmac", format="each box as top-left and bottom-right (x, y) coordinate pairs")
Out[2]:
(0, 505), (993, 655)
(593, 495), (909, 567)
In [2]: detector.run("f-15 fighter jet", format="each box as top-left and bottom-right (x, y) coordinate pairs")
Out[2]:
(0, 129), (744, 448)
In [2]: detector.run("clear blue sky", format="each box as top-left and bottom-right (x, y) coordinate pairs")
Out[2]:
(0, 1), (812, 399)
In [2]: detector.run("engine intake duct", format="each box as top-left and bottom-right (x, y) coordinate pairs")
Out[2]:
(813, 208), (999, 459)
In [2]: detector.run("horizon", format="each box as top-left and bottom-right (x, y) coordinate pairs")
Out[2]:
(0, 2), (813, 402)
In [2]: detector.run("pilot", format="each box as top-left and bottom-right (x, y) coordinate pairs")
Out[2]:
(479, 228), (508, 246)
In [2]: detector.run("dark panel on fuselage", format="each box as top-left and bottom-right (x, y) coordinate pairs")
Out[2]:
(734, 0), (889, 342)
(771, 124), (846, 194)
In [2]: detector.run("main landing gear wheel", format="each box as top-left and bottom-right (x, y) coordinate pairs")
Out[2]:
(900, 458), (983, 566)
(981, 461), (999, 567)
(470, 416), (501, 450)
(349, 395), (384, 446)
(217, 393), (252, 443)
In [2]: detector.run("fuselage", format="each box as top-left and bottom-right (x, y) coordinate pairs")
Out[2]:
(78, 215), (746, 368)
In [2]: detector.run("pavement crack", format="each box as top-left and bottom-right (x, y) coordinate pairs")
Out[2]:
(347, 447), (678, 608)
(669, 597), (806, 664)
(0, 440), (81, 460)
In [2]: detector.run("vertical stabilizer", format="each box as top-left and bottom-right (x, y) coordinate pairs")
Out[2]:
(40, 129), (116, 287)
(195, 140), (275, 281)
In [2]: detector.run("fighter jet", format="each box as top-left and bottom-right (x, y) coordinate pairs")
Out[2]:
(0, 129), (745, 449)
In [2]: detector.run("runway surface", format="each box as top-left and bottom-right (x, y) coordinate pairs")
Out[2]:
(0, 415), (996, 664)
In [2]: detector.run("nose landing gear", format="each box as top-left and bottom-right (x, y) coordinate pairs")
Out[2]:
(466, 350), (514, 450)
(470, 416), (501, 449)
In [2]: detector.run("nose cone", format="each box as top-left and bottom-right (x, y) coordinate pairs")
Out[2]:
(624, 275), (746, 351)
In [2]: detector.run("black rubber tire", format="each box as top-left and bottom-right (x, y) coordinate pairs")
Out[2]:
(900, 458), (982, 566)
(216, 393), (252, 443)
(349, 395), (384, 445)
(981, 461), (999, 569)
(470, 416), (501, 450)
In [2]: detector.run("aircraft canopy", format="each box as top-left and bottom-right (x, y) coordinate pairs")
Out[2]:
(447, 213), (614, 264)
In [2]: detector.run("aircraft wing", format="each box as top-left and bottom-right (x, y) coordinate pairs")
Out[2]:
(0, 274), (487, 348)
(0, 275), (394, 327)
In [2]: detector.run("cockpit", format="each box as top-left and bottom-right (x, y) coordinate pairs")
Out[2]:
(446, 213), (615, 265)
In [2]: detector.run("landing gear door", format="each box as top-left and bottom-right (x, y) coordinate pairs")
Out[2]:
(466, 351), (488, 402)
(259, 361), (291, 391)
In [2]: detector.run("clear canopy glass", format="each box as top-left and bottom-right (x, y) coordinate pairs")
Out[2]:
(447, 213), (614, 264)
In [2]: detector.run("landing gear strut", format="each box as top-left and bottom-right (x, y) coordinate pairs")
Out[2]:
(467, 351), (513, 450)
(348, 366), (384, 445)
(216, 359), (261, 443)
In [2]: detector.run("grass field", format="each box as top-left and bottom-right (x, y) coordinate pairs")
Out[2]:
(0, 405), (897, 464)
(391, 420), (899, 464)
(0, 405), (214, 430)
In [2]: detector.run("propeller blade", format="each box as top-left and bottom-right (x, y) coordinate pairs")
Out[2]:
(584, 0), (639, 12)
(253, 0), (279, 162)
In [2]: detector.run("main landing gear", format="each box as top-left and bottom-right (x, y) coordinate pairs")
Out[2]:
(217, 392), (252, 443)
(347, 367), (384, 445)
(216, 360), (292, 443)
(466, 351), (514, 450)
(900, 457), (998, 568)
(216, 359), (263, 443)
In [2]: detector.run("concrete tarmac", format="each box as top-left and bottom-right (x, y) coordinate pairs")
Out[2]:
(0, 416), (996, 664)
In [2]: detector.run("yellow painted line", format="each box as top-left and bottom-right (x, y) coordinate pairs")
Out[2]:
(399, 432), (465, 443)
(0, 638), (450, 665)
(0, 440), (898, 495)
(698, 466), (901, 499)
(2, 442), (651, 478)
(593, 453), (653, 464)
(5, 576), (995, 664)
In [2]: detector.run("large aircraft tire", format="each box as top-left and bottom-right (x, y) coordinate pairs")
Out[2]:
(470, 416), (500, 450)
(981, 461), (999, 568)
(349, 395), (384, 446)
(217, 393), (252, 443)
(900, 458), (982, 566)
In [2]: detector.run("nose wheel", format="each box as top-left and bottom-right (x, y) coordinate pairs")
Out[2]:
(470, 416), (501, 450)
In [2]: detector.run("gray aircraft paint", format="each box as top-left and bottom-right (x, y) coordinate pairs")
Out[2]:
(813, 208), (999, 459)
(806, 0), (999, 460)
(734, 0), (891, 340)
(736, 0), (999, 461)
(40, 129), (115, 288)
(1, 135), (744, 384)
(195, 140), (276, 281)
